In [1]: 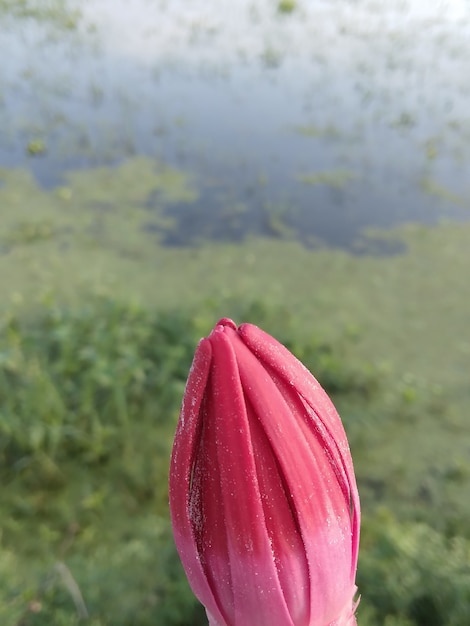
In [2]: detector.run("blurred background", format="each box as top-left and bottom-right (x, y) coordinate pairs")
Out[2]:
(1, 0), (469, 624)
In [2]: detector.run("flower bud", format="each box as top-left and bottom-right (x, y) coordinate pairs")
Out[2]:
(169, 318), (360, 626)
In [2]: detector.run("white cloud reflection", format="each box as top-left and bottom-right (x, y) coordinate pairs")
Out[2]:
(81, 0), (470, 67)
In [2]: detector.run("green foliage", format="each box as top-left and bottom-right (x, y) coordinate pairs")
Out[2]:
(0, 296), (468, 625)
(224, 299), (378, 398)
(0, 524), (205, 626)
(0, 297), (206, 624)
(0, 298), (195, 468)
(358, 510), (470, 626)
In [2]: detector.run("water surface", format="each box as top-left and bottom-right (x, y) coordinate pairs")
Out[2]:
(1, 0), (470, 249)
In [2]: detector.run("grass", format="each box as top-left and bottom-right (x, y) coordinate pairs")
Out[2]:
(0, 299), (204, 625)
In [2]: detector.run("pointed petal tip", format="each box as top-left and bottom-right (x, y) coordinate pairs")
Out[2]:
(212, 318), (237, 333)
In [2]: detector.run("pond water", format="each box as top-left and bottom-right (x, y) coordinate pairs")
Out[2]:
(1, 0), (470, 250)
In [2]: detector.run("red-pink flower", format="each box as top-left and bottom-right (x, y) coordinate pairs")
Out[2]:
(169, 318), (360, 626)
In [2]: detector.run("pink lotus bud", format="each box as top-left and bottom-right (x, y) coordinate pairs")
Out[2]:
(169, 319), (360, 626)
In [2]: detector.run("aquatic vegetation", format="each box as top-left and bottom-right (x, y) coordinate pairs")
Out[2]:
(292, 124), (341, 139)
(424, 138), (438, 161)
(27, 138), (47, 156)
(390, 111), (416, 129)
(295, 170), (356, 189)
(0, 0), (82, 29)
(2, 219), (55, 245)
(277, 0), (297, 14)
(260, 43), (284, 68)
(420, 176), (468, 208)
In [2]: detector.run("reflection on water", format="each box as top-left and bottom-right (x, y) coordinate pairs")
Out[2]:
(1, 0), (470, 250)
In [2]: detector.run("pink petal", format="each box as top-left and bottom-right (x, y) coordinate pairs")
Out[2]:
(229, 328), (356, 625)
(170, 319), (360, 626)
(238, 323), (360, 575)
(206, 325), (296, 626)
(169, 338), (228, 626)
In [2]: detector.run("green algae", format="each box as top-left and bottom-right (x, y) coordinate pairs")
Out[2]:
(26, 138), (47, 156)
(420, 176), (469, 208)
(61, 157), (197, 207)
(0, 157), (196, 256)
(277, 0), (297, 15)
(1, 159), (469, 392)
(295, 169), (356, 188)
(0, 0), (82, 29)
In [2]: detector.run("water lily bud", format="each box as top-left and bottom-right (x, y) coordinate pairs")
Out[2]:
(169, 318), (360, 626)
